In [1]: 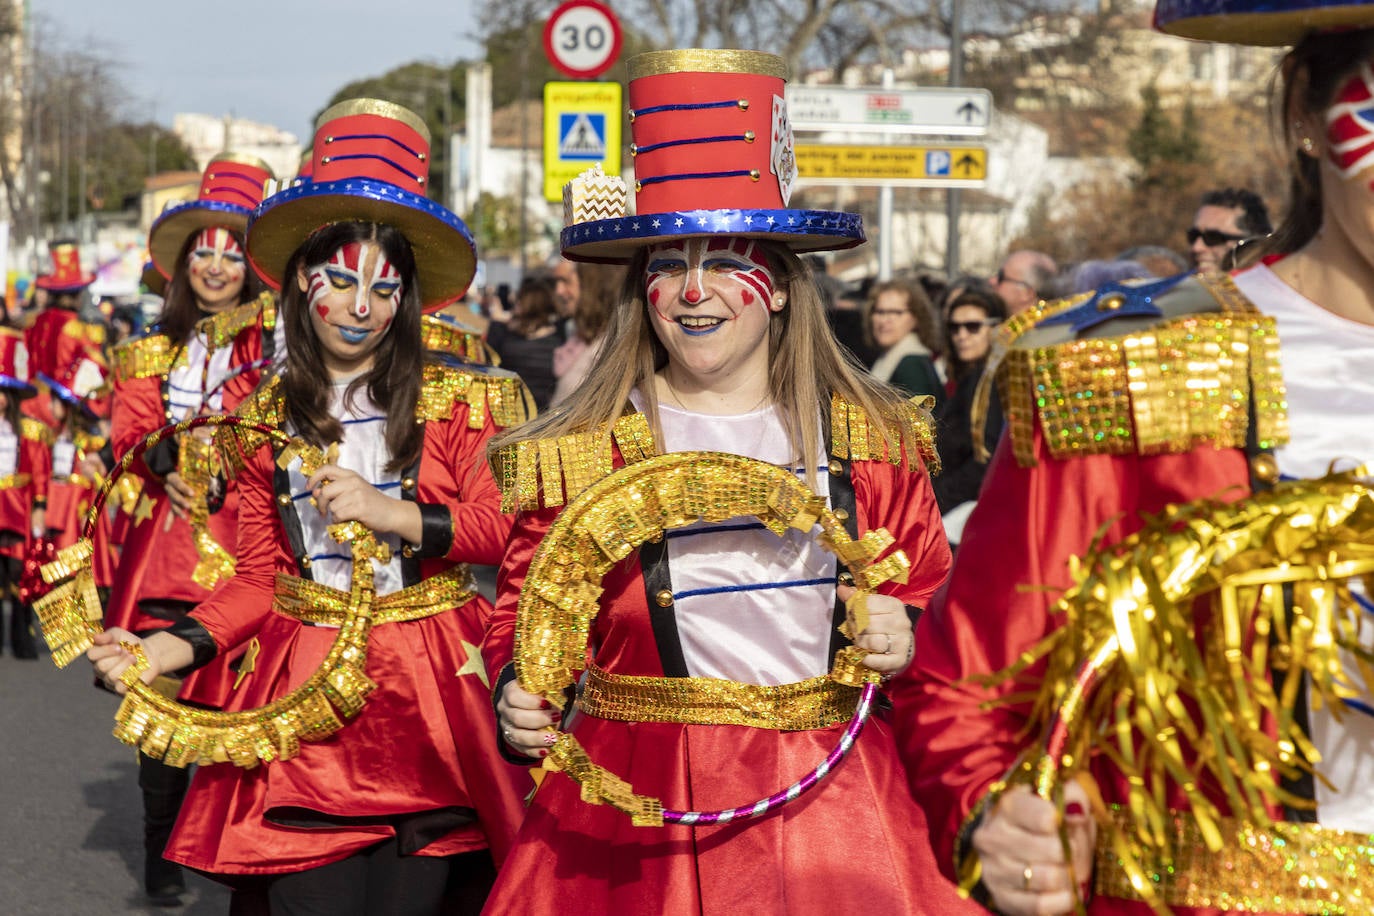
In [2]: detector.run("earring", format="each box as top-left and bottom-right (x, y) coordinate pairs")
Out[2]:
(1301, 135), (1315, 154)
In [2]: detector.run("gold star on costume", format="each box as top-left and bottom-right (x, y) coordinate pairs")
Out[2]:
(132, 494), (156, 526)
(232, 637), (261, 690)
(455, 640), (489, 688)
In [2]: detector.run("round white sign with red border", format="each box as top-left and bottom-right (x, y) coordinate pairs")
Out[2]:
(543, 0), (623, 80)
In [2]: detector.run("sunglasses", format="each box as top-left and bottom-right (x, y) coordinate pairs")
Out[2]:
(949, 320), (991, 335)
(995, 270), (1033, 291)
(1186, 227), (1248, 247)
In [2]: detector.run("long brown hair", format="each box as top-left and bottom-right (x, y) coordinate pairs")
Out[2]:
(278, 221), (426, 472)
(863, 278), (939, 352)
(159, 226), (262, 343)
(1256, 29), (1374, 260)
(491, 242), (922, 481)
(507, 273), (558, 337)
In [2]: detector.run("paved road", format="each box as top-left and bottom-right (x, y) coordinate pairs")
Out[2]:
(0, 649), (231, 915)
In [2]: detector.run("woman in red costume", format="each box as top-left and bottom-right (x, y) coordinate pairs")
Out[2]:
(898, 3), (1374, 914)
(105, 151), (277, 905)
(89, 99), (529, 916)
(483, 50), (978, 916)
(37, 358), (108, 552)
(0, 329), (49, 658)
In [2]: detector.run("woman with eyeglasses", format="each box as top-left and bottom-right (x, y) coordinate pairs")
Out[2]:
(863, 278), (944, 406)
(932, 287), (1007, 534)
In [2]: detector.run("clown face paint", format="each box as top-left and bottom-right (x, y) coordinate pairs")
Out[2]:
(645, 238), (777, 325)
(644, 237), (781, 389)
(300, 241), (403, 376)
(186, 228), (247, 313)
(1326, 62), (1374, 180)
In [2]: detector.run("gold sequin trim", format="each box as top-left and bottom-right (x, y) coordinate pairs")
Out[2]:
(1094, 809), (1374, 914)
(0, 473), (32, 490)
(582, 663), (861, 730)
(19, 417), (53, 446)
(111, 333), (178, 382)
(416, 362), (533, 430)
(272, 565), (476, 627)
(828, 393), (939, 474)
(420, 315), (499, 366)
(492, 412), (657, 512)
(196, 292), (275, 351)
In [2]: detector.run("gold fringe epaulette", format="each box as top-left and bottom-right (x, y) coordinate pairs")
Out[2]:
(197, 292), (275, 351)
(416, 362), (534, 430)
(490, 412), (657, 513)
(421, 314), (499, 366)
(73, 430), (107, 455)
(19, 417), (54, 446)
(981, 272), (1288, 467)
(217, 375), (286, 479)
(829, 393), (940, 475)
(63, 316), (106, 346)
(111, 332), (177, 382)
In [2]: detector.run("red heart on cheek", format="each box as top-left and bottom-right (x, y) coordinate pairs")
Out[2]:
(648, 289), (659, 306)
(741, 290), (754, 305)
(315, 304), (330, 320)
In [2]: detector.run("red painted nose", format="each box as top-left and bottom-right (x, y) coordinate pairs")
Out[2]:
(684, 288), (701, 303)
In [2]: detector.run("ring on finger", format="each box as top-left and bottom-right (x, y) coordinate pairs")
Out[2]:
(1021, 864), (1034, 891)
(882, 633), (894, 654)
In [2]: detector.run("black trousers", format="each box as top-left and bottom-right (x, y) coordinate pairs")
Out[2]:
(259, 840), (496, 916)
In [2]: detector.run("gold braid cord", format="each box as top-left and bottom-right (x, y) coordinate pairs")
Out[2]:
(515, 451), (910, 825)
(33, 415), (390, 769)
(986, 468), (1374, 914)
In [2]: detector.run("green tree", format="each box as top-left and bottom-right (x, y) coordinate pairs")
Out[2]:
(466, 191), (525, 257)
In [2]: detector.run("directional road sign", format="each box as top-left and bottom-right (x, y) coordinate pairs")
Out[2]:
(544, 81), (623, 201)
(794, 143), (987, 187)
(786, 86), (993, 136)
(543, 0), (623, 80)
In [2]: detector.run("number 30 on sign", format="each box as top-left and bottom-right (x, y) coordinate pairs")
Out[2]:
(543, 0), (624, 80)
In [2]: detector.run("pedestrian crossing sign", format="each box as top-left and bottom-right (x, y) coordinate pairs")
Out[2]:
(544, 81), (623, 201)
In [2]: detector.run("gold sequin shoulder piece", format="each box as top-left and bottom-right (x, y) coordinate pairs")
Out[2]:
(490, 412), (657, 513)
(196, 292), (275, 352)
(829, 393), (940, 475)
(417, 361), (535, 430)
(980, 272), (1287, 467)
(19, 417), (54, 447)
(110, 332), (178, 383)
(217, 374), (286, 479)
(420, 314), (500, 366)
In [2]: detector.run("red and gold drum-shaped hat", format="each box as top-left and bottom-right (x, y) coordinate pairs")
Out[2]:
(148, 153), (276, 280)
(246, 98), (476, 309)
(1155, 0), (1374, 44)
(0, 327), (35, 399)
(560, 48), (865, 263)
(35, 240), (95, 292)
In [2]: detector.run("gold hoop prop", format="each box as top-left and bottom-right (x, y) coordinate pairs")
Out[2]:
(973, 468), (1374, 915)
(515, 450), (912, 826)
(34, 414), (389, 768)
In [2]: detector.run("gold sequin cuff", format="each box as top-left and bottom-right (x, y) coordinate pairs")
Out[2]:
(581, 663), (861, 730)
(272, 565), (475, 627)
(1095, 808), (1374, 914)
(111, 333), (177, 382)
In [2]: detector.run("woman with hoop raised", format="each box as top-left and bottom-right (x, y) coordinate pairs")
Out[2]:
(483, 50), (978, 915)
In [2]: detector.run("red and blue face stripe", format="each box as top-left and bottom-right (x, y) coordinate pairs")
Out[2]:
(1326, 62), (1374, 179)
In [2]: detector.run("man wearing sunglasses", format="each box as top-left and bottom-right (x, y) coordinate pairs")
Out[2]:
(1187, 187), (1272, 273)
(990, 250), (1057, 315)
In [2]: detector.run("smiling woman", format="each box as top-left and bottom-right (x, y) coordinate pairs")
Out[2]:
(480, 48), (980, 916)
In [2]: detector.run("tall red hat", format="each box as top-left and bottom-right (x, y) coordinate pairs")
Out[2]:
(247, 98), (476, 309)
(560, 49), (864, 263)
(34, 240), (95, 292)
(147, 152), (276, 280)
(0, 327), (36, 398)
(1155, 0), (1374, 44)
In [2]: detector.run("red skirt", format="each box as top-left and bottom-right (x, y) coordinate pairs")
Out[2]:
(482, 713), (982, 916)
(165, 594), (528, 876)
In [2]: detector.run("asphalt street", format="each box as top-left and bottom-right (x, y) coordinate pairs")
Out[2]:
(0, 647), (231, 915)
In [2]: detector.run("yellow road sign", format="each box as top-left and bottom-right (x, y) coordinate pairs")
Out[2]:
(544, 81), (623, 201)
(794, 143), (986, 186)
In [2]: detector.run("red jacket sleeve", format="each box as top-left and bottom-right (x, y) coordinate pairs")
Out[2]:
(851, 451), (951, 608)
(482, 505), (557, 691)
(111, 373), (168, 479)
(433, 407), (512, 567)
(187, 445), (280, 652)
(891, 424), (1251, 878)
(220, 325), (264, 413)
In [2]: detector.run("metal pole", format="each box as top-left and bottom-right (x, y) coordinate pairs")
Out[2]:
(877, 69), (894, 281)
(945, 0), (963, 279)
(518, 40), (529, 277)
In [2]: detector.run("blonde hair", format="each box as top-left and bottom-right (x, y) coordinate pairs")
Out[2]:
(491, 241), (917, 481)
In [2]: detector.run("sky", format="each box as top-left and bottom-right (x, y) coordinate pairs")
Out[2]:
(36, 0), (485, 141)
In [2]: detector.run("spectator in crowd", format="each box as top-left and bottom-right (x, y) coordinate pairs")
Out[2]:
(990, 250), (1057, 315)
(1187, 187), (1272, 273)
(550, 257), (580, 337)
(552, 262), (625, 405)
(486, 273), (565, 412)
(933, 287), (1008, 541)
(1069, 258), (1152, 295)
(1117, 244), (1189, 277)
(865, 278), (944, 404)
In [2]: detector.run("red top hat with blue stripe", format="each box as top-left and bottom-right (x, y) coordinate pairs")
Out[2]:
(0, 327), (35, 399)
(1155, 0), (1374, 44)
(34, 240), (95, 292)
(246, 99), (476, 309)
(147, 152), (276, 280)
(560, 49), (864, 263)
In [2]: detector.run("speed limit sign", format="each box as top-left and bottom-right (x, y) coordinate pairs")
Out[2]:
(542, 0), (623, 80)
